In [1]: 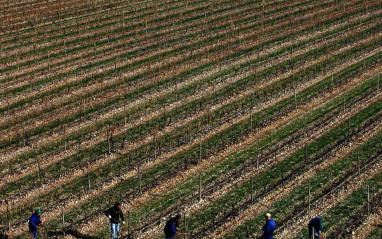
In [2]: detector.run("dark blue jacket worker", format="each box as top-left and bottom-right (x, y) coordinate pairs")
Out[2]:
(308, 217), (323, 239)
(104, 202), (125, 239)
(261, 213), (276, 239)
(28, 209), (42, 239)
(164, 214), (182, 239)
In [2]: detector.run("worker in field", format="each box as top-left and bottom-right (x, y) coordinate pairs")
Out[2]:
(104, 202), (125, 239)
(308, 217), (324, 239)
(260, 213), (276, 239)
(0, 233), (9, 239)
(28, 209), (42, 239)
(164, 214), (183, 239)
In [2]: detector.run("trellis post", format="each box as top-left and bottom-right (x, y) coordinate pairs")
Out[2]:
(257, 142), (259, 169)
(367, 185), (370, 215)
(138, 165), (142, 193)
(199, 173), (202, 202)
(308, 181), (311, 217)
(62, 204), (65, 235)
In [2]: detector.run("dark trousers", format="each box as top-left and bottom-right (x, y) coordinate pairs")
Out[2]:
(261, 235), (273, 239)
(29, 229), (38, 239)
(165, 234), (176, 239)
(308, 227), (319, 239)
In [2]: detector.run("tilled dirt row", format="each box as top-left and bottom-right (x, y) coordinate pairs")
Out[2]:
(351, 205), (382, 239)
(326, 191), (382, 238)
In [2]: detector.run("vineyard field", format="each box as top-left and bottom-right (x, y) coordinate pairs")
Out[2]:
(1, 0), (381, 238)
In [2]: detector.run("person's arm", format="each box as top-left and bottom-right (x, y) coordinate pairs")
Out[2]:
(261, 222), (266, 231)
(170, 222), (177, 235)
(318, 219), (323, 232)
(104, 208), (110, 216)
(104, 208), (112, 220)
(262, 221), (271, 233)
(120, 210), (125, 223)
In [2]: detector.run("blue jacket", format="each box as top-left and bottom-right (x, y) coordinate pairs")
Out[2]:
(164, 218), (178, 236)
(261, 219), (276, 239)
(28, 213), (42, 231)
(308, 217), (323, 233)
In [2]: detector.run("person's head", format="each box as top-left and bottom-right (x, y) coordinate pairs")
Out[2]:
(265, 213), (271, 220)
(114, 202), (121, 209)
(174, 214), (181, 224)
(35, 209), (41, 216)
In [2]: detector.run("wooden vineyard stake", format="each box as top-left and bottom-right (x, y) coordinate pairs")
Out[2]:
(378, 72), (380, 92)
(294, 84), (297, 110)
(199, 173), (202, 202)
(172, 19), (175, 37)
(107, 122), (111, 154)
(213, 78), (217, 102)
(257, 142), (259, 169)
(363, 59), (366, 72)
(18, 206), (22, 225)
(62, 204), (65, 235)
(23, 122), (27, 146)
(145, 18), (148, 36)
(246, 222), (250, 238)
(88, 162), (91, 190)
(184, 214), (188, 239)
(357, 148), (360, 162)
(128, 211), (131, 238)
(48, 51), (50, 72)
(305, 144), (308, 162)
(119, 157), (123, 178)
(348, 118), (351, 145)
(250, 112), (253, 132)
(115, 57), (118, 73)
(6, 95), (10, 116)
(64, 40), (67, 57)
(304, 115), (307, 138)
(250, 177), (254, 204)
(138, 165), (142, 193)
(154, 134), (157, 159)
(199, 142), (202, 163)
(36, 157), (42, 182)
(64, 124), (67, 151)
(291, 37), (294, 71)
(5, 200), (9, 230)
(367, 185), (370, 215)
(308, 181), (311, 217)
